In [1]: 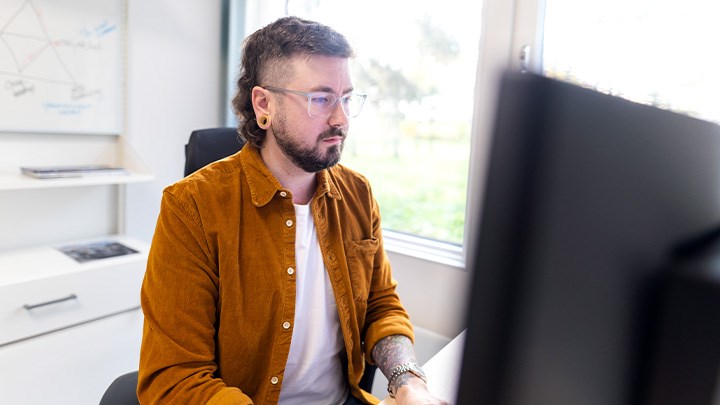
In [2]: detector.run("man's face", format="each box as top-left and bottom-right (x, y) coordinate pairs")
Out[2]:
(267, 55), (353, 173)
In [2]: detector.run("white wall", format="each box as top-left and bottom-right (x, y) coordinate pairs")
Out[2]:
(124, 0), (225, 240)
(389, 253), (469, 338)
(122, 1), (468, 340)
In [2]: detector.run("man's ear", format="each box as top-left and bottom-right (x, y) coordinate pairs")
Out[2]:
(251, 86), (271, 116)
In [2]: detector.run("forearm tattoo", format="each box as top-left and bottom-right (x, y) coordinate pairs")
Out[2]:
(372, 334), (419, 393)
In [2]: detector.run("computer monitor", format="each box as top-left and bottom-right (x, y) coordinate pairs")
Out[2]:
(457, 72), (720, 405)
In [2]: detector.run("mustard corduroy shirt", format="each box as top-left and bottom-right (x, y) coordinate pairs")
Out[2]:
(138, 144), (414, 404)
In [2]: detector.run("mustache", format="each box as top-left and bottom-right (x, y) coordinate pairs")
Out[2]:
(318, 127), (347, 141)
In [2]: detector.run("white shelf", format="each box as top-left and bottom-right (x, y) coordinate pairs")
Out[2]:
(0, 235), (150, 287)
(0, 137), (154, 191)
(0, 171), (154, 191)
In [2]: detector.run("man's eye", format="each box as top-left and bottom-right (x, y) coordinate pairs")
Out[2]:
(310, 95), (332, 105)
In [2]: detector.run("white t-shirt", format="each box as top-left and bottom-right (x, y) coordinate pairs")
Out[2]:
(278, 203), (348, 404)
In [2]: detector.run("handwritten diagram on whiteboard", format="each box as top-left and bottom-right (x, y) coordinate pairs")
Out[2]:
(0, 0), (121, 134)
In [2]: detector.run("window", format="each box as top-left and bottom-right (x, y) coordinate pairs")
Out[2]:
(226, 0), (720, 268)
(286, 0), (484, 249)
(529, 0), (720, 123)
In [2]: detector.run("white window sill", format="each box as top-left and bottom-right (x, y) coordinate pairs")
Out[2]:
(382, 230), (466, 269)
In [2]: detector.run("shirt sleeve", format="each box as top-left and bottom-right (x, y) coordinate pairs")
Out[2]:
(360, 194), (415, 362)
(137, 187), (253, 404)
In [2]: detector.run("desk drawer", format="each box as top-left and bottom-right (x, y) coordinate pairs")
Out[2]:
(0, 259), (144, 346)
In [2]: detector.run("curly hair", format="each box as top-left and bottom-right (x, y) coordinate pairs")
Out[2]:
(231, 16), (355, 148)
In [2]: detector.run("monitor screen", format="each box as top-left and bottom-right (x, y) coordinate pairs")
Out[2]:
(457, 72), (720, 405)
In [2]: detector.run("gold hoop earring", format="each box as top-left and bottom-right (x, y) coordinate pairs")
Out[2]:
(257, 115), (270, 129)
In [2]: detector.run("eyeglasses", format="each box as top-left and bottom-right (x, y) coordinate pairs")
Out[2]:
(263, 86), (367, 118)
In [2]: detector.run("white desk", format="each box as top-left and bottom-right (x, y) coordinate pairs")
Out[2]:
(379, 330), (466, 404)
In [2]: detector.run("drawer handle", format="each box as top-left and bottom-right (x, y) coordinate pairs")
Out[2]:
(23, 294), (78, 310)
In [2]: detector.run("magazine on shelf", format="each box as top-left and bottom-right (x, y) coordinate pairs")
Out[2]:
(57, 240), (139, 263)
(20, 165), (129, 179)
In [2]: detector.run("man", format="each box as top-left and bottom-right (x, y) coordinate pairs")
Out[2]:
(138, 16), (448, 405)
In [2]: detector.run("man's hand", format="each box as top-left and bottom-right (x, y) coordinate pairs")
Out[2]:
(393, 376), (450, 405)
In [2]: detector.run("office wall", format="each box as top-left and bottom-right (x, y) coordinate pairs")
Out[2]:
(389, 253), (469, 338)
(122, 1), (468, 339)
(124, 0), (225, 240)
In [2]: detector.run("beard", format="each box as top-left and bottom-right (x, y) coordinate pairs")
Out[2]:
(272, 114), (347, 173)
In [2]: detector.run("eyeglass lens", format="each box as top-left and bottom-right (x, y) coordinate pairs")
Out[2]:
(308, 93), (366, 118)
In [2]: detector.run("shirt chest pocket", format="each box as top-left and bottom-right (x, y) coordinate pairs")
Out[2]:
(343, 238), (379, 303)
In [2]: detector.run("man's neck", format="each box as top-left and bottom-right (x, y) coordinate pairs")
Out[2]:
(259, 145), (317, 205)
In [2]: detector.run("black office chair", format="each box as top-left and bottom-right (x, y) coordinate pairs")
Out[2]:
(100, 371), (140, 405)
(100, 128), (377, 404)
(184, 127), (245, 177)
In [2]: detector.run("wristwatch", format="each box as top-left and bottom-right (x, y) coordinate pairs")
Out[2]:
(387, 362), (427, 397)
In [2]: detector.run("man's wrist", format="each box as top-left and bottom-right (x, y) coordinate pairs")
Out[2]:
(387, 362), (427, 397)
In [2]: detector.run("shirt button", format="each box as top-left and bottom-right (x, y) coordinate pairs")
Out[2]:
(282, 321), (291, 329)
(271, 376), (279, 385)
(279, 191), (288, 197)
(287, 267), (295, 275)
(286, 220), (293, 227)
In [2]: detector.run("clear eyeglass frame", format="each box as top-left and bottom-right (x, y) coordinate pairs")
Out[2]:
(263, 86), (367, 118)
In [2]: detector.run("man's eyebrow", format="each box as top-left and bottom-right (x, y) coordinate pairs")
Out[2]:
(310, 85), (354, 95)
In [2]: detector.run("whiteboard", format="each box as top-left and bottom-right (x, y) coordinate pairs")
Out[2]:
(0, 0), (123, 134)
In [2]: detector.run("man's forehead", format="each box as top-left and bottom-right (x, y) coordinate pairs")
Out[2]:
(285, 54), (352, 90)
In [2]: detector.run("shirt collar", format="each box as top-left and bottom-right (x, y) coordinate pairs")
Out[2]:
(240, 143), (342, 207)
